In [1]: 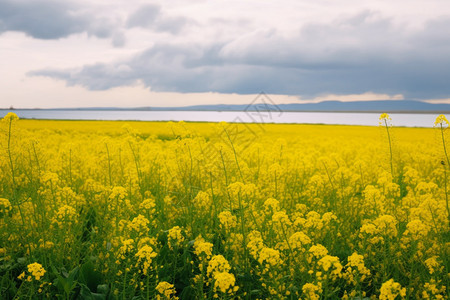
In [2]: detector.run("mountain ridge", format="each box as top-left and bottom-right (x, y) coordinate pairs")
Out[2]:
(3, 100), (450, 112)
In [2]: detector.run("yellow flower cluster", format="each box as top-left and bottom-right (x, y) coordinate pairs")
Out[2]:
(308, 244), (328, 260)
(117, 239), (134, 261)
(193, 191), (212, 210)
(206, 255), (238, 296)
(288, 231), (312, 251)
(379, 279), (406, 300)
(207, 255), (230, 276)
(135, 245), (157, 275)
(212, 271), (238, 294)
(0, 198), (12, 215)
(139, 198), (156, 214)
(302, 282), (322, 300)
(344, 252), (371, 285)
(360, 214), (398, 244)
(263, 198), (280, 214)
(218, 211), (237, 230)
(434, 114), (450, 127)
(2, 112), (19, 122)
(168, 226), (184, 249)
(422, 279), (446, 299)
(194, 238), (213, 260)
(156, 281), (178, 300)
(51, 205), (77, 227)
(18, 262), (46, 281)
(128, 214), (150, 236)
(258, 247), (282, 267)
(424, 256), (442, 275)
(317, 255), (342, 281)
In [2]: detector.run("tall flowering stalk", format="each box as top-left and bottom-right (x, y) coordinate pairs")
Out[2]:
(379, 113), (394, 176)
(434, 114), (450, 227)
(3, 112), (19, 188)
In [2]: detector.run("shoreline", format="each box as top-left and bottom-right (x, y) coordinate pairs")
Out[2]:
(1, 108), (449, 114)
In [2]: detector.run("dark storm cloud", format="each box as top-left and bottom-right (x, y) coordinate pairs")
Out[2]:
(29, 11), (450, 99)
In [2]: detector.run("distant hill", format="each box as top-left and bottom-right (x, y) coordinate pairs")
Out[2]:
(4, 100), (450, 113)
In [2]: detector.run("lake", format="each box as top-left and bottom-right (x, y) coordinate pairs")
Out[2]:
(0, 110), (442, 127)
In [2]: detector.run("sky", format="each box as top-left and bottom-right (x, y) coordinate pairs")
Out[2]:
(1, 0), (450, 108)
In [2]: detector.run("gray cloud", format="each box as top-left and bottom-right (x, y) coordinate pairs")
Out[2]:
(126, 4), (193, 34)
(29, 11), (450, 99)
(0, 0), (127, 46)
(0, 0), (90, 39)
(0, 0), (194, 44)
(126, 4), (161, 28)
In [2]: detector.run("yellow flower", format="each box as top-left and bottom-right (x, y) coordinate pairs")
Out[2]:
(344, 252), (371, 284)
(434, 114), (449, 127)
(117, 239), (135, 260)
(27, 262), (46, 280)
(207, 255), (231, 277)
(422, 279), (446, 299)
(379, 113), (392, 126)
(272, 210), (292, 227)
(302, 282), (322, 300)
(424, 256), (442, 275)
(308, 244), (329, 259)
(128, 214), (150, 236)
(52, 205), (77, 227)
(213, 272), (237, 294)
(288, 231), (312, 251)
(139, 198), (156, 214)
(379, 279), (406, 300)
(258, 247), (282, 267)
(0, 198), (12, 215)
(2, 112), (19, 122)
(168, 226), (184, 249)
(194, 240), (214, 260)
(193, 191), (212, 210)
(218, 211), (237, 230)
(135, 245), (157, 275)
(17, 272), (25, 280)
(156, 281), (178, 300)
(379, 113), (391, 121)
(317, 255), (342, 280)
(247, 232), (264, 259)
(263, 198), (280, 214)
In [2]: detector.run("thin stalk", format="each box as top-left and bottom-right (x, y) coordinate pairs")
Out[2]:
(222, 127), (244, 183)
(7, 117), (16, 187)
(219, 149), (229, 187)
(439, 124), (450, 227)
(384, 119), (394, 176)
(105, 143), (112, 187)
(69, 148), (73, 188)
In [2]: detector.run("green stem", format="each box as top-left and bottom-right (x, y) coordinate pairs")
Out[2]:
(106, 143), (112, 187)
(384, 119), (394, 176)
(440, 124), (450, 227)
(222, 127), (244, 183)
(7, 118), (16, 187)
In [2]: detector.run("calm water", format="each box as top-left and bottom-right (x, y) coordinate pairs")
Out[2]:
(0, 110), (440, 127)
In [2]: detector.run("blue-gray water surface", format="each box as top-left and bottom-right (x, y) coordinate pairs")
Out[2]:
(0, 110), (441, 127)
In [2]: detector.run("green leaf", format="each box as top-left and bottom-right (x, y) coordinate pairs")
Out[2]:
(80, 259), (102, 292)
(96, 284), (109, 295)
(79, 284), (106, 300)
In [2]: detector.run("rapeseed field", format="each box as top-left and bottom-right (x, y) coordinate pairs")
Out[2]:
(0, 113), (448, 299)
